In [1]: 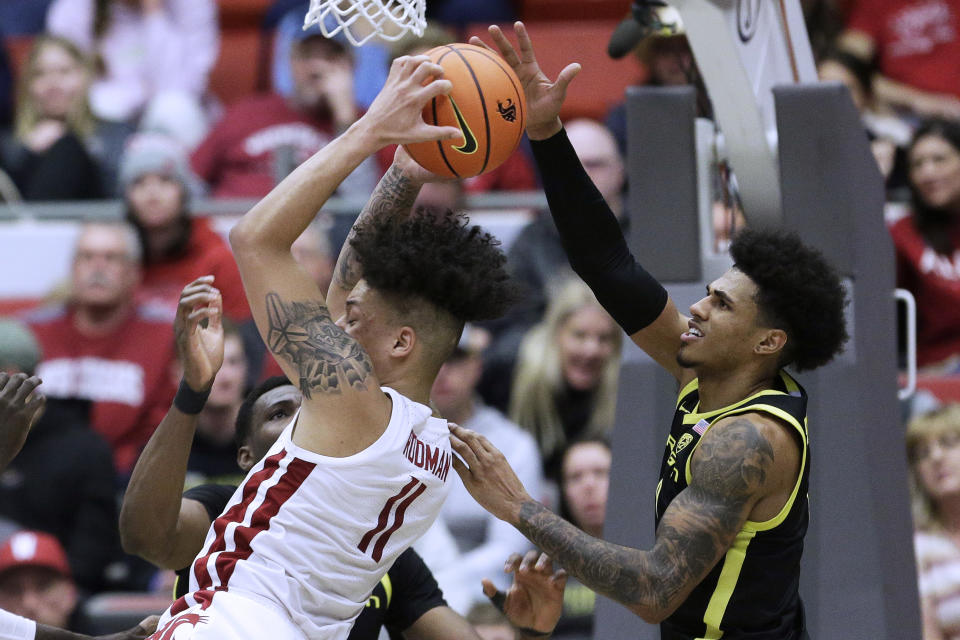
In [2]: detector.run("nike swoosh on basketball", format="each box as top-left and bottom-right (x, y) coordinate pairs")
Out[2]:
(449, 97), (478, 154)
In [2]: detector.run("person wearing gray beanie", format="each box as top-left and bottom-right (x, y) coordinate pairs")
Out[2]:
(0, 319), (41, 376)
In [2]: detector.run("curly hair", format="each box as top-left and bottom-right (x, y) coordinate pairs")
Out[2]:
(730, 228), (848, 372)
(908, 119), (960, 255)
(349, 208), (516, 324)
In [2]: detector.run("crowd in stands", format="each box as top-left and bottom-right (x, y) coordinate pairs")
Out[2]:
(1, 0), (960, 637)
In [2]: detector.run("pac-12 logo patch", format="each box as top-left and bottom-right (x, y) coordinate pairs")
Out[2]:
(497, 99), (518, 123)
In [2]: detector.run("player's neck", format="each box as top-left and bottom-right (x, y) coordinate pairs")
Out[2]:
(72, 300), (133, 337)
(382, 375), (436, 414)
(695, 366), (778, 413)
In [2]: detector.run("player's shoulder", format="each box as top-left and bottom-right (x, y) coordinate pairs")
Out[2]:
(708, 411), (796, 447)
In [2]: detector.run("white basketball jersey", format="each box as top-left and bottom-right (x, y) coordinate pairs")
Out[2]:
(168, 387), (452, 639)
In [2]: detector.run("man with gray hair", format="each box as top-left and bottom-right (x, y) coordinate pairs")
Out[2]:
(25, 222), (176, 478)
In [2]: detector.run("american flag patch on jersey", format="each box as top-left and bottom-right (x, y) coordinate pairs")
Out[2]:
(693, 419), (709, 435)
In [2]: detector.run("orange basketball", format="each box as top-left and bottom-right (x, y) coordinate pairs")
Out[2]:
(404, 44), (526, 178)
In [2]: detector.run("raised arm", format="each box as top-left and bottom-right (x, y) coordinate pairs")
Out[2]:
(326, 147), (436, 320)
(228, 57), (460, 450)
(451, 412), (796, 623)
(474, 23), (692, 383)
(120, 278), (223, 569)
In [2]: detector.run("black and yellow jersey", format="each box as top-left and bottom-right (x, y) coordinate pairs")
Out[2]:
(656, 370), (809, 640)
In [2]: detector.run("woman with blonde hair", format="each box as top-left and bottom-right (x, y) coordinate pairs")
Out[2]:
(509, 277), (622, 481)
(1, 35), (102, 200)
(907, 403), (960, 639)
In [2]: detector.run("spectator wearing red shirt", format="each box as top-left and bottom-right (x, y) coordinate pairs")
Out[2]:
(840, 0), (960, 120)
(190, 32), (377, 200)
(891, 119), (960, 369)
(25, 222), (176, 476)
(119, 133), (249, 323)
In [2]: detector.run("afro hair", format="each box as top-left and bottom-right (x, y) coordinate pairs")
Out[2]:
(730, 228), (848, 371)
(348, 208), (516, 323)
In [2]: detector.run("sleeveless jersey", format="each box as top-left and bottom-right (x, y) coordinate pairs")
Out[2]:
(167, 387), (452, 640)
(656, 371), (809, 640)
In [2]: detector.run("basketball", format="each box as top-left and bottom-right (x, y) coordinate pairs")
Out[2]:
(404, 43), (526, 178)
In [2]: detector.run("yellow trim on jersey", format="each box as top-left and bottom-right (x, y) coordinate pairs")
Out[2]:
(683, 404), (807, 531)
(381, 572), (393, 609)
(677, 378), (700, 408)
(699, 529), (757, 639)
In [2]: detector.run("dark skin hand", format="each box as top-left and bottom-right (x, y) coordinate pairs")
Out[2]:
(0, 372), (45, 472)
(35, 615), (159, 640)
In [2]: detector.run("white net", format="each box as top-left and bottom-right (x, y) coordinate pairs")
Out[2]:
(304, 0), (426, 47)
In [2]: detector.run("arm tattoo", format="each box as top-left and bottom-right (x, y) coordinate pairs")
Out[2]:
(516, 417), (775, 617)
(265, 292), (373, 399)
(333, 164), (421, 292)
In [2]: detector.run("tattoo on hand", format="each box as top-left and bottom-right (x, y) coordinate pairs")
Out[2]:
(515, 418), (775, 616)
(334, 165), (421, 291)
(265, 292), (373, 398)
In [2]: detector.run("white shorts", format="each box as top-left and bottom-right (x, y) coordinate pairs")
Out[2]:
(149, 591), (305, 640)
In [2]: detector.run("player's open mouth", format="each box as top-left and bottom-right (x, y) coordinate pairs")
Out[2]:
(681, 324), (703, 342)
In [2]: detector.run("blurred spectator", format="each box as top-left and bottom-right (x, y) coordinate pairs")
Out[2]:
(119, 133), (250, 324)
(46, 0), (218, 148)
(191, 31), (377, 199)
(430, 325), (542, 614)
(0, 531), (77, 629)
(0, 36), (104, 201)
(466, 602), (515, 640)
(839, 0), (960, 121)
(508, 279), (622, 482)
(272, 3), (391, 110)
(907, 405), (960, 639)
(890, 119), (960, 371)
(481, 119), (624, 411)
(181, 319), (248, 488)
(817, 49), (911, 187)
(0, 318), (120, 595)
(25, 221), (176, 477)
(606, 7), (708, 156)
(552, 438), (611, 639)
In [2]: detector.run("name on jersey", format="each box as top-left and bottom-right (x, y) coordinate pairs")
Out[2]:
(402, 431), (451, 482)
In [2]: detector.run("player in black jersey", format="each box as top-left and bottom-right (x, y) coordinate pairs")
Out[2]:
(450, 23), (848, 640)
(120, 279), (567, 640)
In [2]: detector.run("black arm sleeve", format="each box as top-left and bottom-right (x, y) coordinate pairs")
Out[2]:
(530, 129), (669, 334)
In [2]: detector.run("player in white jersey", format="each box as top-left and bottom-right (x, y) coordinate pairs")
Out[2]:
(148, 55), (516, 640)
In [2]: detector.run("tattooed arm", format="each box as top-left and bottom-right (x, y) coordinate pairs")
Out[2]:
(327, 147), (431, 319)
(450, 413), (799, 623)
(229, 56), (459, 452)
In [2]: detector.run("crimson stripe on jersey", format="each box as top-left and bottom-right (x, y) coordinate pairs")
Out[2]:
(191, 450), (287, 592)
(358, 476), (420, 554)
(167, 589), (215, 618)
(370, 482), (426, 561)
(212, 457), (316, 589)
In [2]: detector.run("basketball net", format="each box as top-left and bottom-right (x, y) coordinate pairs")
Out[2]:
(304, 0), (426, 46)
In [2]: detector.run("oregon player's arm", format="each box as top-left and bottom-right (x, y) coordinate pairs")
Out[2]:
(327, 147), (438, 320)
(474, 23), (693, 385)
(451, 414), (795, 623)
(229, 57), (459, 449)
(120, 278), (222, 569)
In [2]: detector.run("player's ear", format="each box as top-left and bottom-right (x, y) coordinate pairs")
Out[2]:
(237, 446), (254, 472)
(392, 326), (416, 358)
(755, 328), (787, 357)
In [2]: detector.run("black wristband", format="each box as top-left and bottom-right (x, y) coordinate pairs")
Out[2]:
(174, 379), (210, 415)
(517, 627), (552, 638)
